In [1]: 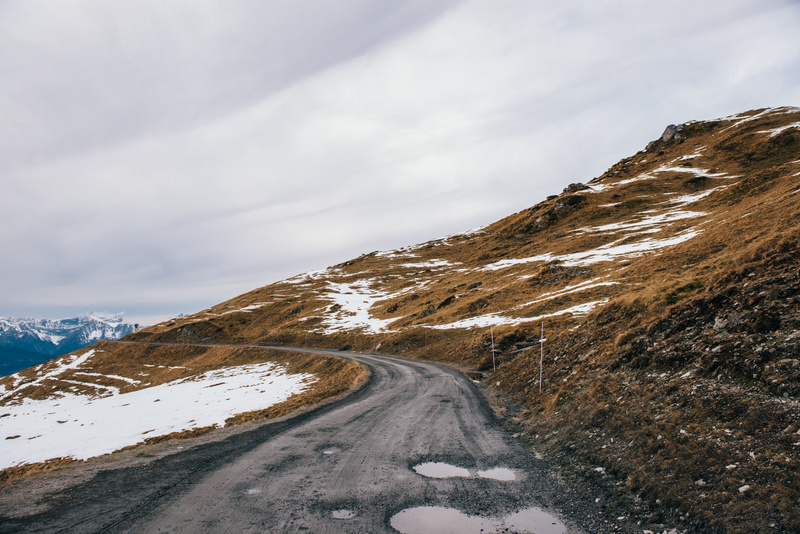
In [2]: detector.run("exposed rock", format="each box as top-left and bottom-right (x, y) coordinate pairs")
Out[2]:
(660, 124), (683, 142)
(646, 123), (684, 150)
(437, 296), (456, 309)
(563, 182), (590, 194)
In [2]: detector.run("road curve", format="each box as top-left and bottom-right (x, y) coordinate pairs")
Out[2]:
(1, 347), (597, 533)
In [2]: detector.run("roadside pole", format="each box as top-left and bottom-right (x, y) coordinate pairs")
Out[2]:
(491, 326), (496, 371)
(539, 322), (546, 394)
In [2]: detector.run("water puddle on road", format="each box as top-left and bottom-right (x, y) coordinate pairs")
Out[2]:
(413, 462), (470, 478)
(390, 505), (567, 534)
(331, 509), (356, 520)
(476, 467), (516, 481)
(412, 462), (517, 481)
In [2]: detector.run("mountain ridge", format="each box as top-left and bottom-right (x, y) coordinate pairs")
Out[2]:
(0, 313), (134, 375)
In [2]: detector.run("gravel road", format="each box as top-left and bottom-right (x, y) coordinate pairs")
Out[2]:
(0, 349), (616, 533)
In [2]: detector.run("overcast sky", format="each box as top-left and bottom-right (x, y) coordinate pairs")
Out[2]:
(2, 0), (799, 325)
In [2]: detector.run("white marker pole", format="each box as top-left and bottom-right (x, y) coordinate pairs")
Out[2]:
(491, 326), (496, 372)
(539, 321), (546, 394)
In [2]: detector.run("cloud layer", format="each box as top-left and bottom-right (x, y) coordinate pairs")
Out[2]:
(2, 0), (799, 324)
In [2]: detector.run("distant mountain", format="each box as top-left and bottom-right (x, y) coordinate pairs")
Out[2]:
(0, 313), (134, 375)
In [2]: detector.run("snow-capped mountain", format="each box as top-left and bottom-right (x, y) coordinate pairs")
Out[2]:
(0, 313), (134, 375)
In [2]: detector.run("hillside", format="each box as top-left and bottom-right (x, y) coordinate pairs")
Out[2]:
(125, 106), (800, 533)
(2, 107), (798, 531)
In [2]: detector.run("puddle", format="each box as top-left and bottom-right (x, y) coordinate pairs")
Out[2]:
(505, 507), (568, 533)
(476, 467), (516, 481)
(331, 509), (356, 520)
(413, 462), (516, 481)
(391, 506), (492, 533)
(413, 462), (470, 478)
(390, 505), (567, 534)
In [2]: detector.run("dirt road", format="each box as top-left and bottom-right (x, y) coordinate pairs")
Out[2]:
(1, 349), (611, 533)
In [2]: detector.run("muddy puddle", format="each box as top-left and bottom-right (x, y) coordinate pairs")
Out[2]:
(476, 467), (516, 481)
(412, 462), (517, 481)
(413, 462), (470, 478)
(390, 505), (567, 534)
(331, 509), (356, 519)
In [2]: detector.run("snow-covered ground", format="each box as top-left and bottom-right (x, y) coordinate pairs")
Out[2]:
(319, 279), (410, 334)
(0, 350), (315, 470)
(429, 300), (608, 330)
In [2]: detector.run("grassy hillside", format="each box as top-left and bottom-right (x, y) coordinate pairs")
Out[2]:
(127, 107), (800, 532)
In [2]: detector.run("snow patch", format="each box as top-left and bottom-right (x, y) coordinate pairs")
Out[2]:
(0, 360), (314, 469)
(400, 259), (454, 269)
(485, 228), (702, 271)
(757, 122), (800, 137)
(429, 300), (607, 330)
(319, 280), (407, 334)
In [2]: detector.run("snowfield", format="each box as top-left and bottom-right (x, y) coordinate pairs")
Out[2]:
(0, 350), (315, 470)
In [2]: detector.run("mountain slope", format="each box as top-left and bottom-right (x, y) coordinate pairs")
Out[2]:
(134, 107), (799, 355)
(128, 106), (800, 533)
(3, 107), (798, 531)
(0, 313), (135, 375)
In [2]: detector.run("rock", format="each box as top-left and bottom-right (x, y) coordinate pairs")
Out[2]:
(437, 296), (456, 309)
(421, 305), (437, 317)
(562, 182), (590, 194)
(554, 194), (586, 215)
(661, 124), (683, 142)
(646, 124), (684, 150)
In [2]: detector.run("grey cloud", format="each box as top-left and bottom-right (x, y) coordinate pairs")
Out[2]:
(0, 0), (461, 173)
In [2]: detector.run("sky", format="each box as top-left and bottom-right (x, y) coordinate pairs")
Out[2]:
(2, 0), (799, 326)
